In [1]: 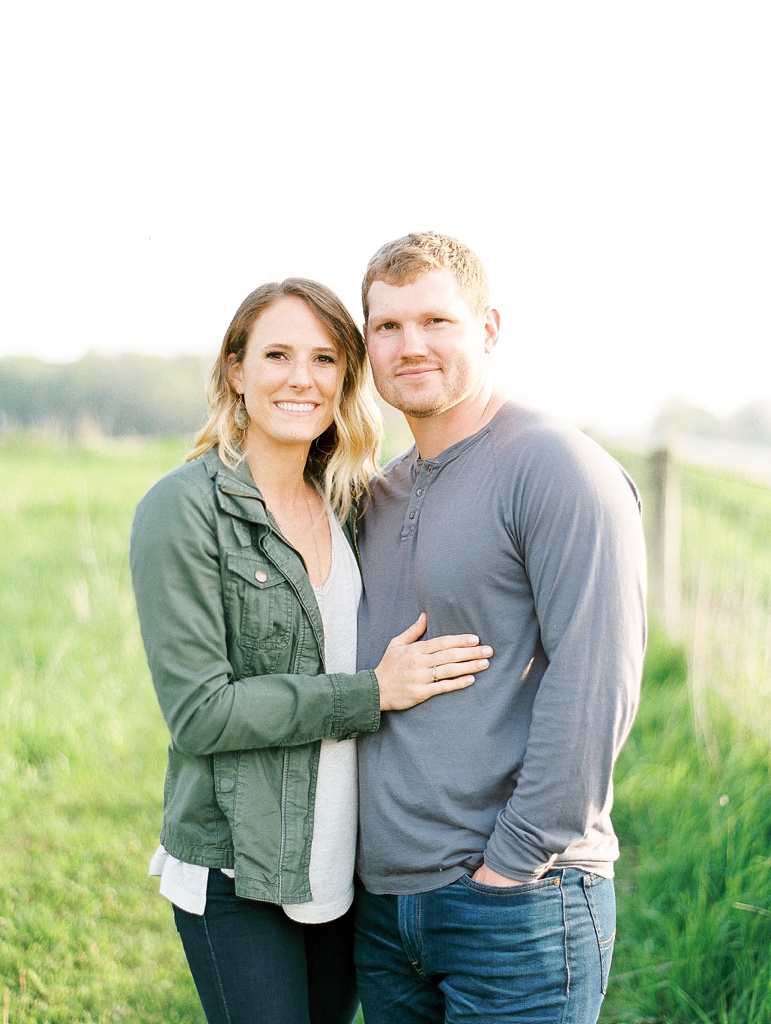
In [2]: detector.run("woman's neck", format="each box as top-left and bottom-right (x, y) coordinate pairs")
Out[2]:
(242, 440), (332, 587)
(243, 441), (311, 504)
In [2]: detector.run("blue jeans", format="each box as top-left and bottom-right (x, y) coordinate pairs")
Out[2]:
(173, 870), (359, 1024)
(354, 869), (615, 1024)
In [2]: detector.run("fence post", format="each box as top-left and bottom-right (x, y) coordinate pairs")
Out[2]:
(649, 447), (682, 635)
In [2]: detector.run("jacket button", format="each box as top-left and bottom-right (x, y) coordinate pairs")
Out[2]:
(220, 778), (235, 793)
(254, 569), (268, 583)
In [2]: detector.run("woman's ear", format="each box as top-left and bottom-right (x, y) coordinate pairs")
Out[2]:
(227, 353), (243, 394)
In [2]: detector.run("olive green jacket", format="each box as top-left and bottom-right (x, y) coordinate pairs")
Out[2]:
(130, 447), (380, 904)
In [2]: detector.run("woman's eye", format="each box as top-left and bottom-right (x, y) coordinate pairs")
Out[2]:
(316, 354), (337, 364)
(265, 350), (286, 360)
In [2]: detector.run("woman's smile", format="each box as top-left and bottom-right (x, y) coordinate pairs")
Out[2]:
(275, 401), (321, 413)
(229, 295), (341, 456)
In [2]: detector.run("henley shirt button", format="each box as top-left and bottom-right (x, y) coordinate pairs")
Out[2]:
(254, 569), (268, 583)
(220, 778), (235, 793)
(416, 488), (424, 496)
(408, 511), (416, 519)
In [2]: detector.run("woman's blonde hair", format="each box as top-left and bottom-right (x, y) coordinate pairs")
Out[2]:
(187, 278), (382, 521)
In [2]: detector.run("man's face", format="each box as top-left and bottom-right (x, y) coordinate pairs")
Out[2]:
(364, 269), (497, 419)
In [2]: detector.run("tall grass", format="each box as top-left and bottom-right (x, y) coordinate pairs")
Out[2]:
(606, 452), (771, 1022)
(0, 435), (202, 1022)
(0, 436), (768, 1022)
(602, 630), (771, 1023)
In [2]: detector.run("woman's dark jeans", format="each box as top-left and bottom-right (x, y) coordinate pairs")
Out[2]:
(173, 869), (359, 1024)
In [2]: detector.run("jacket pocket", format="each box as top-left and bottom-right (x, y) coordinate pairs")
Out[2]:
(225, 553), (293, 670)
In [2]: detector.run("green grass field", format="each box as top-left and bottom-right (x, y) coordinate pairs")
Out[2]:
(1, 435), (768, 1023)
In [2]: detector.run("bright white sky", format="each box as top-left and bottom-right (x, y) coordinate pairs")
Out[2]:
(1, 2), (769, 437)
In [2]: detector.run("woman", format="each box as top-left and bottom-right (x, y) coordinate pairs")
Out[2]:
(130, 278), (492, 1024)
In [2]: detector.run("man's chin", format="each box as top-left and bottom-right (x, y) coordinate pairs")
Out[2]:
(402, 404), (444, 419)
(376, 383), (449, 419)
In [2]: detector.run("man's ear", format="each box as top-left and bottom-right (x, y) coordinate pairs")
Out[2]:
(483, 307), (501, 354)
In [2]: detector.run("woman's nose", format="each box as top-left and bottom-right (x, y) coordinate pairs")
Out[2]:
(287, 358), (312, 388)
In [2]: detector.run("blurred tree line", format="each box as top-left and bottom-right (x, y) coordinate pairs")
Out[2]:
(0, 354), (209, 437)
(653, 397), (771, 447)
(1, 354), (769, 448)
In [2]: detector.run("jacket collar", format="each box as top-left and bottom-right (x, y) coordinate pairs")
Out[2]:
(202, 447), (272, 526)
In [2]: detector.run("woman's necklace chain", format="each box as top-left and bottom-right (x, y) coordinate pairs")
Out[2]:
(304, 482), (325, 591)
(263, 481), (326, 589)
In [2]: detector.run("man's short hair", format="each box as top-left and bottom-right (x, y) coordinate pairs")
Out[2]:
(362, 231), (490, 321)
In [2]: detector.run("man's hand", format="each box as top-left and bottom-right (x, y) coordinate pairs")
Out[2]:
(471, 864), (524, 887)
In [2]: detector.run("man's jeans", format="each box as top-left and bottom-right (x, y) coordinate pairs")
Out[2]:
(354, 869), (615, 1024)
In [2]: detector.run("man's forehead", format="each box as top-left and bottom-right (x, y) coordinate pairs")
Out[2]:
(367, 270), (466, 317)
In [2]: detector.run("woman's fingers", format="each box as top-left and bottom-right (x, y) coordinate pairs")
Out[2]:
(375, 621), (493, 710)
(424, 668), (483, 694)
(420, 632), (484, 656)
(431, 652), (492, 680)
(386, 619), (491, 665)
(375, 614), (493, 711)
(387, 612), (428, 647)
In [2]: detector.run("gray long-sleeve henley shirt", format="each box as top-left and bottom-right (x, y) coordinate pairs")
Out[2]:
(356, 402), (647, 893)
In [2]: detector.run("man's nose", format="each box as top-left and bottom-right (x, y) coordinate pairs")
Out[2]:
(400, 324), (428, 355)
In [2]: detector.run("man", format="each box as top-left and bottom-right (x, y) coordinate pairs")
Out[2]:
(354, 232), (647, 1023)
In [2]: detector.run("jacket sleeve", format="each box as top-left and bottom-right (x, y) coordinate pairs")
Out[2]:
(483, 435), (647, 881)
(129, 468), (380, 757)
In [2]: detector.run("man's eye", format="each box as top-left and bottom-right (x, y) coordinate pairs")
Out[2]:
(379, 322), (397, 331)
(429, 317), (445, 324)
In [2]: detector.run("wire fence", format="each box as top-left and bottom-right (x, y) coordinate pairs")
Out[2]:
(622, 446), (771, 747)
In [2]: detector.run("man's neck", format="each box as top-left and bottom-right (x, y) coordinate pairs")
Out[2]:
(407, 388), (507, 460)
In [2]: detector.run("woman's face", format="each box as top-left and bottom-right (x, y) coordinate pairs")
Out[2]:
(229, 296), (342, 458)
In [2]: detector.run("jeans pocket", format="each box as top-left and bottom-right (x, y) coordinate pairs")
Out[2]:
(458, 872), (562, 897)
(582, 874), (616, 994)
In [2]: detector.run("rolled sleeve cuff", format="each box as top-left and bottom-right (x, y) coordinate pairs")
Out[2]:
(484, 815), (559, 882)
(330, 669), (381, 738)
